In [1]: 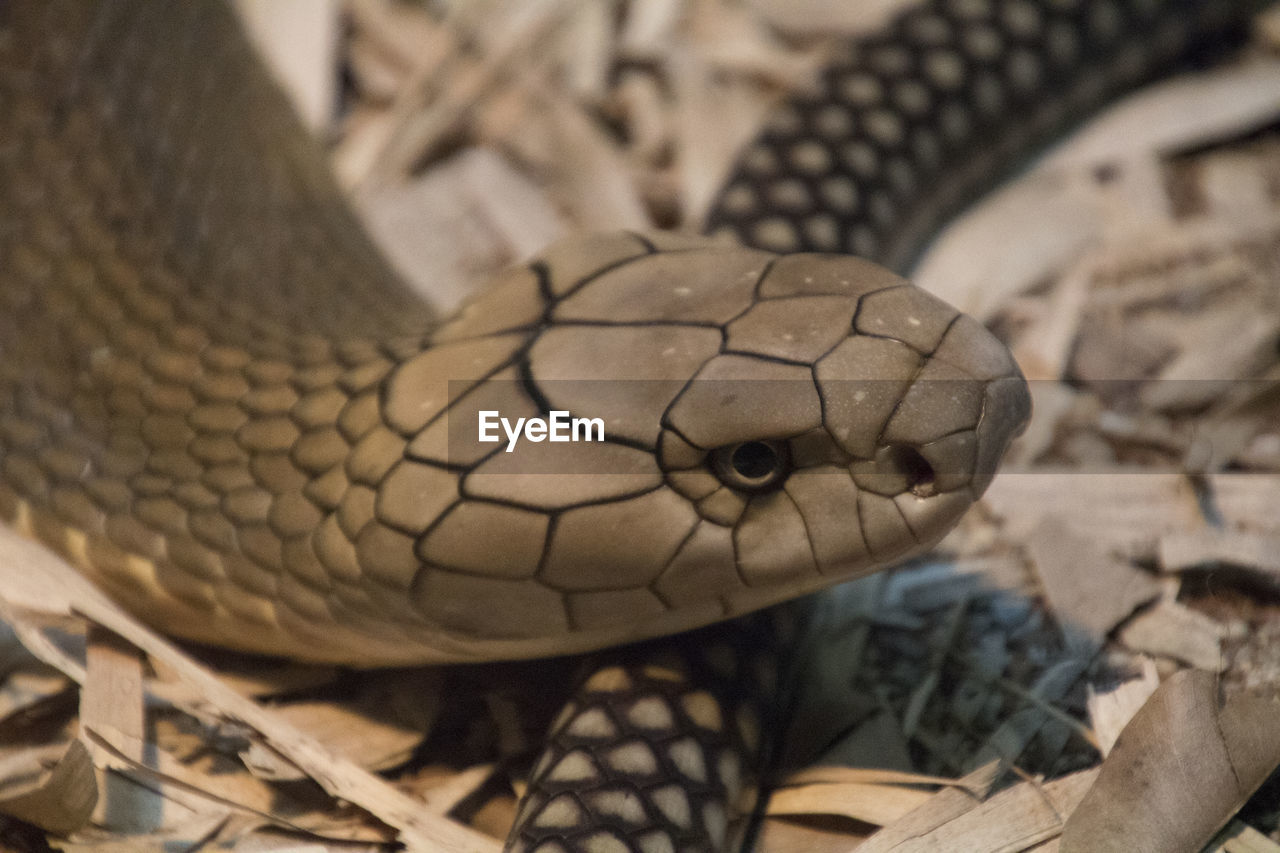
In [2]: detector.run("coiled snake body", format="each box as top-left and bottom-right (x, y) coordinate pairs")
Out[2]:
(0, 0), (1259, 850)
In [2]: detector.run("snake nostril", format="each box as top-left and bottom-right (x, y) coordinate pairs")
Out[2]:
(712, 440), (790, 492)
(886, 445), (936, 497)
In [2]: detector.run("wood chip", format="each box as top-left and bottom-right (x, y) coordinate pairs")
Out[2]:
(234, 0), (341, 131)
(1085, 657), (1160, 757)
(863, 766), (1098, 852)
(358, 147), (566, 311)
(0, 740), (97, 836)
(983, 473), (1205, 555)
(81, 629), (147, 766)
(853, 760), (1003, 853)
(1026, 520), (1161, 656)
(1159, 528), (1280, 578)
(766, 779), (933, 827)
(1118, 601), (1227, 672)
(0, 526), (500, 853)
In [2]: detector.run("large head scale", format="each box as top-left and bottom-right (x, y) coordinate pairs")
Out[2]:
(376, 232), (1030, 661)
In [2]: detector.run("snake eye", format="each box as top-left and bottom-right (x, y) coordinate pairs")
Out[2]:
(712, 440), (790, 492)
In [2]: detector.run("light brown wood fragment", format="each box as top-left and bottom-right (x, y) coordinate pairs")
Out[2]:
(783, 766), (989, 793)
(0, 527), (500, 853)
(1009, 385), (1078, 466)
(358, 147), (566, 311)
(557, 0), (613, 99)
(0, 740), (97, 836)
(234, 0), (340, 131)
(614, 70), (670, 166)
(346, 0), (443, 73)
(245, 670), (440, 776)
(82, 628), (147, 765)
(619, 0), (682, 56)
(1201, 152), (1277, 222)
(1043, 63), (1280, 170)
(1085, 657), (1159, 757)
(1012, 262), (1091, 381)
(366, 0), (578, 191)
(1159, 528), (1280, 577)
(527, 93), (651, 230)
(348, 31), (409, 103)
(1118, 601), (1226, 672)
(1026, 520), (1160, 656)
(914, 172), (1102, 323)
(864, 767), (1097, 853)
(1142, 297), (1280, 412)
(853, 761), (1003, 853)
(1093, 411), (1187, 457)
(983, 473), (1204, 554)
(758, 816), (872, 853)
(675, 46), (775, 226)
(766, 779), (932, 827)
(56, 812), (234, 853)
(1211, 473), (1280, 532)
(689, 2), (813, 85)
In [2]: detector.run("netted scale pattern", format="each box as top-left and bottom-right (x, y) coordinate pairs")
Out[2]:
(705, 0), (1255, 272)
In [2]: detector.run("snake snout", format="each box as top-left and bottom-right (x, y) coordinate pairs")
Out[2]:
(971, 372), (1032, 494)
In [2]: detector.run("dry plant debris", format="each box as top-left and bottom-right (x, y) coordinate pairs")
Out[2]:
(0, 0), (1278, 851)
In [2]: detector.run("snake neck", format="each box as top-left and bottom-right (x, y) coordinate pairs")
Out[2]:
(2, 0), (434, 345)
(0, 0), (452, 661)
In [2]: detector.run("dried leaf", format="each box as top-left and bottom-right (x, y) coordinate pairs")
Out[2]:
(853, 761), (1002, 852)
(863, 767), (1097, 852)
(1061, 669), (1280, 853)
(0, 739), (97, 836)
(766, 780), (932, 827)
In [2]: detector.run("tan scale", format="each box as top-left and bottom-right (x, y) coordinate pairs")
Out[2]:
(7, 0), (1255, 851)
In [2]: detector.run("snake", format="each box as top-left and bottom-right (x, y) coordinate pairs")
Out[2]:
(0, 0), (1261, 850)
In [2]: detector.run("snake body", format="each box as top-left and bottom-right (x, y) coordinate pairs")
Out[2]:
(0, 0), (1030, 667)
(0, 0), (1260, 850)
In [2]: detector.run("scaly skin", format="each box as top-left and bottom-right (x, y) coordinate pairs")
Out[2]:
(10, 0), (1260, 850)
(0, 2), (1028, 668)
(511, 1), (1262, 850)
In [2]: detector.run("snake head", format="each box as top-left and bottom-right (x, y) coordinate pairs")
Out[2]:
(384, 233), (1028, 659)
